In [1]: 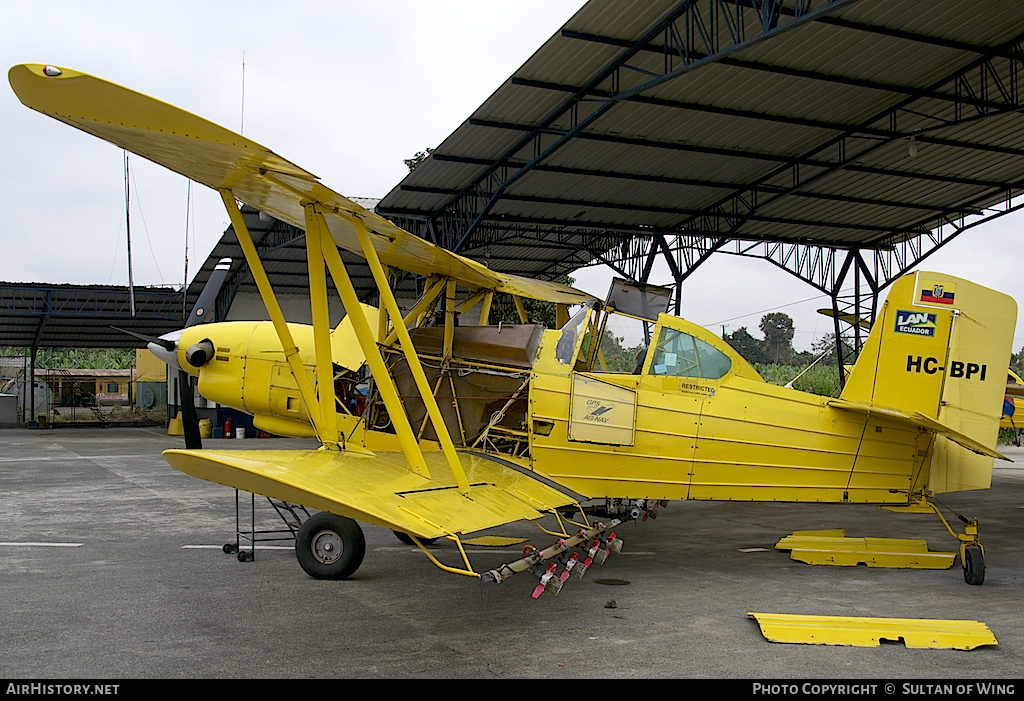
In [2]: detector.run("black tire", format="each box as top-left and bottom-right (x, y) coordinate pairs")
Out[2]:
(295, 512), (365, 580)
(393, 530), (438, 546)
(963, 544), (985, 586)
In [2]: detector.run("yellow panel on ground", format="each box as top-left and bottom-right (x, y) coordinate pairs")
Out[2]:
(748, 613), (997, 649)
(162, 448), (576, 540)
(775, 530), (954, 569)
(779, 529), (846, 540)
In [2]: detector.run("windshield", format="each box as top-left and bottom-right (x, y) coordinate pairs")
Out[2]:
(555, 303), (593, 365)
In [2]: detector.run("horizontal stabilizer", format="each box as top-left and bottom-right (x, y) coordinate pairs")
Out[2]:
(827, 398), (1009, 461)
(162, 448), (577, 539)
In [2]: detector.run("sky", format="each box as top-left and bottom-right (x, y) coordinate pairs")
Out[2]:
(4, 0), (1024, 353)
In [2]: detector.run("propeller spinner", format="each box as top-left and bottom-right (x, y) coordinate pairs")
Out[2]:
(146, 258), (232, 368)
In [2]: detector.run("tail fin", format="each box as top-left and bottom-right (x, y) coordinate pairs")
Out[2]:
(841, 272), (1016, 493)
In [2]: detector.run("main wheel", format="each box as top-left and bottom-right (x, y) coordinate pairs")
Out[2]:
(295, 512), (365, 580)
(963, 544), (985, 586)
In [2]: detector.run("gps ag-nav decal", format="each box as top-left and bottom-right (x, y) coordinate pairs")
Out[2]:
(895, 310), (937, 337)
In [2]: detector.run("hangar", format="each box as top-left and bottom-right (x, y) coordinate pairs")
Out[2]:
(0, 282), (186, 421)
(371, 0), (1024, 370)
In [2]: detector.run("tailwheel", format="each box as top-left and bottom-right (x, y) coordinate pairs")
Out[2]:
(958, 518), (985, 586)
(962, 543), (985, 586)
(295, 512), (365, 580)
(921, 497), (987, 586)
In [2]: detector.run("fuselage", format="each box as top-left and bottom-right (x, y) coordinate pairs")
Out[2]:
(526, 305), (927, 504)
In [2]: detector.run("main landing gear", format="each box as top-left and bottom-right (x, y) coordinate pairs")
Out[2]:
(294, 512), (366, 580)
(292, 514), (442, 579)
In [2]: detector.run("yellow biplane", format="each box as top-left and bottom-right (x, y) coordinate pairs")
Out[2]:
(11, 64), (1016, 591)
(1002, 370), (1023, 435)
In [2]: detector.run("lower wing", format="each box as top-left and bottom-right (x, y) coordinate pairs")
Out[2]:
(162, 447), (579, 539)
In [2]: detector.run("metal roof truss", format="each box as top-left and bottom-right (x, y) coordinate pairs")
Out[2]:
(377, 0), (1024, 374)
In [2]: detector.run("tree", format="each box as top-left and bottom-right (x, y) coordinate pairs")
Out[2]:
(723, 326), (767, 365)
(403, 148), (435, 173)
(760, 312), (795, 363)
(1011, 346), (1024, 377)
(811, 332), (853, 365)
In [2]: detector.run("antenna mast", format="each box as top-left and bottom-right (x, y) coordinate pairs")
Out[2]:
(124, 151), (136, 316)
(240, 51), (246, 135)
(183, 180), (191, 319)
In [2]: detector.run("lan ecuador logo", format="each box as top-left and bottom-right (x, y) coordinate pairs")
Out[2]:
(895, 310), (937, 337)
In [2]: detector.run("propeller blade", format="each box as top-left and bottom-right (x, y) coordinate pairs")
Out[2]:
(121, 258), (231, 449)
(175, 258), (231, 448)
(178, 369), (203, 450)
(110, 326), (175, 351)
(185, 258), (232, 328)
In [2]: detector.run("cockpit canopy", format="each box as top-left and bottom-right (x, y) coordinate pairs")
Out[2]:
(553, 279), (760, 382)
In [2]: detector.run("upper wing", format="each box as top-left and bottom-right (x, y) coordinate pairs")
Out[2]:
(9, 64), (593, 306)
(162, 447), (579, 539)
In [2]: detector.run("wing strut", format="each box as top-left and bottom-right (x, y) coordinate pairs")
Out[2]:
(312, 208), (433, 479)
(303, 206), (340, 448)
(346, 212), (471, 494)
(382, 276), (446, 346)
(220, 190), (324, 439)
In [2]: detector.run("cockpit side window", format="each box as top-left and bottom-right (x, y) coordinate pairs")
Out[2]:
(648, 328), (732, 379)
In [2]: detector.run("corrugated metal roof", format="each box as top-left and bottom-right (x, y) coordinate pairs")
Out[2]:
(0, 282), (185, 349)
(376, 0), (1024, 282)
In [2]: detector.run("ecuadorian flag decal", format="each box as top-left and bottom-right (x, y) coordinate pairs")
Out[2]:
(918, 278), (957, 306)
(895, 309), (937, 337)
